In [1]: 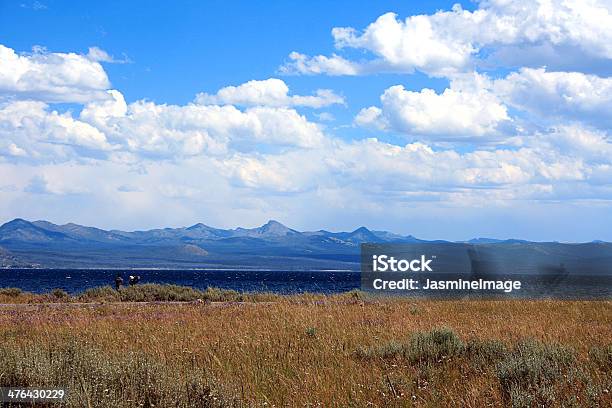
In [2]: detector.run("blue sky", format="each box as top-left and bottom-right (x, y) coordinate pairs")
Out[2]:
(1, 0), (611, 241)
(0, 1), (454, 136)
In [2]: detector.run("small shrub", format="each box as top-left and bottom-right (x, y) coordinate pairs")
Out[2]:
(305, 327), (317, 338)
(78, 285), (120, 302)
(118, 284), (202, 302)
(495, 340), (576, 406)
(355, 327), (464, 363)
(406, 327), (464, 363)
(75, 284), (247, 303)
(0, 284), (275, 304)
(0, 287), (24, 297)
(201, 286), (242, 302)
(51, 288), (69, 299)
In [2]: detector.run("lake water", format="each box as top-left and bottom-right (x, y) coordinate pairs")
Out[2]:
(0, 269), (609, 299)
(0, 269), (360, 295)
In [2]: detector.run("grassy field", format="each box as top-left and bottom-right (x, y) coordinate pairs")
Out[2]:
(0, 285), (610, 407)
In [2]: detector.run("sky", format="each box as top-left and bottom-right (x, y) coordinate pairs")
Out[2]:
(0, 0), (611, 241)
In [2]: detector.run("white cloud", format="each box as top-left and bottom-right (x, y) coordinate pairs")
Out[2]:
(281, 1), (612, 77)
(86, 46), (131, 64)
(0, 44), (111, 103)
(357, 67), (612, 140)
(212, 121), (611, 198)
(332, 11), (475, 76)
(221, 150), (326, 193)
(494, 68), (612, 127)
(215, 128), (606, 201)
(534, 125), (612, 163)
(354, 107), (383, 129)
(356, 74), (510, 140)
(3, 86), (609, 209)
(0, 100), (114, 162)
(279, 52), (362, 75)
(80, 89), (128, 122)
(194, 78), (344, 108)
(0, 87), (327, 163)
(81, 91), (326, 157)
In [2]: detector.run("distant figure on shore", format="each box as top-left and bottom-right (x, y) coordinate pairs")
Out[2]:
(114, 273), (124, 291)
(128, 275), (141, 286)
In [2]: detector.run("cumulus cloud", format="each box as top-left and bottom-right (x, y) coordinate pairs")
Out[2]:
(0, 100), (114, 162)
(494, 68), (612, 127)
(194, 78), (344, 108)
(357, 67), (612, 140)
(81, 91), (326, 157)
(533, 125), (612, 164)
(0, 44), (111, 103)
(221, 150), (326, 193)
(2, 68), (609, 210)
(0, 87), (327, 164)
(217, 126), (608, 202)
(356, 74), (511, 140)
(281, 0), (612, 77)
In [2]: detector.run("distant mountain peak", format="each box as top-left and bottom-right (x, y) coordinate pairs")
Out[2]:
(262, 219), (286, 228)
(1, 219), (37, 231)
(3, 218), (31, 227)
(351, 226), (371, 234)
(256, 220), (296, 236)
(186, 223), (214, 231)
(0, 218), (72, 243)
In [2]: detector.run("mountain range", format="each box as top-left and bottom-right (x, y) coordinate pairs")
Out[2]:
(0, 218), (608, 269)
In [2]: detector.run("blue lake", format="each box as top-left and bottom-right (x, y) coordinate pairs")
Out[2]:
(0, 269), (360, 294)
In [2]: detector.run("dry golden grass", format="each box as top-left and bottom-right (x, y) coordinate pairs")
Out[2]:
(0, 288), (610, 407)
